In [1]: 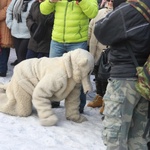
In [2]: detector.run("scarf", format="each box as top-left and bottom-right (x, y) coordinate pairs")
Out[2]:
(13, 0), (31, 23)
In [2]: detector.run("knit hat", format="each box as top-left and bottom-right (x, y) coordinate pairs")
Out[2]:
(113, 0), (126, 9)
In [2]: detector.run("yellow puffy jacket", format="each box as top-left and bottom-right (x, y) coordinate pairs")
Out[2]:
(40, 0), (98, 43)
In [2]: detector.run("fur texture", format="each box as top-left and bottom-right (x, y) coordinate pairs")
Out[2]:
(0, 49), (94, 126)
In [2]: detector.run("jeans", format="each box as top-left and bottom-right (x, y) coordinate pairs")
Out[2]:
(26, 49), (49, 59)
(50, 40), (88, 57)
(50, 40), (88, 110)
(0, 47), (10, 74)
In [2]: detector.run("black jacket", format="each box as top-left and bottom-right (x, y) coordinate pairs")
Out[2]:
(26, 1), (54, 53)
(94, 1), (150, 78)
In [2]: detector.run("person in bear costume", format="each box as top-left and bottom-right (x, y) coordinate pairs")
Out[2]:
(0, 49), (94, 126)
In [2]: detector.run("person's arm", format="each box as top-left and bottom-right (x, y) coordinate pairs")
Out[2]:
(65, 83), (87, 123)
(5, 0), (16, 29)
(79, 0), (98, 19)
(94, 9), (126, 45)
(32, 75), (64, 126)
(0, 0), (11, 22)
(88, 18), (97, 58)
(26, 3), (38, 33)
(88, 19), (94, 45)
(40, 0), (56, 15)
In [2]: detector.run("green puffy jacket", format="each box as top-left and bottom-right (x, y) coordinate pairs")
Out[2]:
(40, 0), (98, 43)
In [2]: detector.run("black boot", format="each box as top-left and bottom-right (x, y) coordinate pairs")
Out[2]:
(11, 59), (18, 66)
(0, 72), (6, 77)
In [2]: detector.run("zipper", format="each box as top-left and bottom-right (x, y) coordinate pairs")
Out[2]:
(63, 2), (69, 42)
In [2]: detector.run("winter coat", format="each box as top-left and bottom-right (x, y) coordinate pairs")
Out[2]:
(0, 49), (94, 126)
(6, 0), (34, 39)
(40, 0), (98, 43)
(26, 1), (54, 53)
(0, 0), (13, 48)
(94, 1), (150, 78)
(88, 7), (112, 63)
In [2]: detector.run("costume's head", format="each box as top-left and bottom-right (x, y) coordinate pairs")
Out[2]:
(63, 49), (94, 94)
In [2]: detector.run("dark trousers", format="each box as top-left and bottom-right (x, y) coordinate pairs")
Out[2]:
(96, 79), (108, 97)
(79, 87), (86, 110)
(26, 49), (49, 59)
(0, 47), (10, 73)
(13, 37), (29, 63)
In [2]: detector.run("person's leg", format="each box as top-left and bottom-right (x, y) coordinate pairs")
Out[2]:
(17, 39), (29, 63)
(49, 40), (67, 107)
(128, 98), (149, 150)
(87, 79), (104, 109)
(66, 41), (87, 52)
(26, 49), (38, 59)
(37, 52), (49, 58)
(102, 78), (141, 150)
(49, 40), (66, 57)
(79, 87), (86, 113)
(11, 37), (20, 66)
(66, 42), (88, 113)
(0, 47), (10, 76)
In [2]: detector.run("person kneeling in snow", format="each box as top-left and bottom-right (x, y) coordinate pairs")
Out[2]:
(0, 49), (94, 126)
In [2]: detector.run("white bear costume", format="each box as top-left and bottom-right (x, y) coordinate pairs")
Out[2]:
(0, 49), (94, 126)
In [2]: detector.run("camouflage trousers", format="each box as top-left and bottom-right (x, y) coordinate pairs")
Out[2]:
(102, 78), (150, 150)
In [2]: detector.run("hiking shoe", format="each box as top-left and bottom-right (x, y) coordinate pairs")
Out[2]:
(87, 94), (103, 108)
(100, 99), (104, 114)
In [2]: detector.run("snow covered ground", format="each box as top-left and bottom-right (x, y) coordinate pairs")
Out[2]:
(0, 49), (106, 150)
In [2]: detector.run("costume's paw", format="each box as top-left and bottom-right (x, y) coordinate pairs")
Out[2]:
(0, 83), (6, 93)
(76, 115), (88, 123)
(67, 114), (87, 123)
(40, 114), (58, 126)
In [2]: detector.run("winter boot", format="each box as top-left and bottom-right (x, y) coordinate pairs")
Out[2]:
(100, 99), (104, 114)
(87, 94), (103, 108)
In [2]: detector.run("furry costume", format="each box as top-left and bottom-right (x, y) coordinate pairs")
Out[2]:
(0, 49), (94, 126)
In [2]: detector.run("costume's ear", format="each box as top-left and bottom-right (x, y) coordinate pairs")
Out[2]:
(63, 52), (72, 78)
(78, 58), (88, 67)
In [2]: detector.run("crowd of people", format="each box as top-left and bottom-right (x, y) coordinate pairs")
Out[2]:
(0, 0), (150, 149)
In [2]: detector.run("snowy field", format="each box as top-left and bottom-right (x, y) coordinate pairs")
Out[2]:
(0, 49), (106, 150)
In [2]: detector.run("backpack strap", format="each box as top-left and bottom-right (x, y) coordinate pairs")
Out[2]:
(127, 44), (139, 67)
(127, 0), (150, 23)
